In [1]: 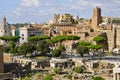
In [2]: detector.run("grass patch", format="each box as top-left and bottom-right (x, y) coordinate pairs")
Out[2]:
(33, 56), (49, 60)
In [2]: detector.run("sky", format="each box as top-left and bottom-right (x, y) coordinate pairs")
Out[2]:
(0, 0), (120, 24)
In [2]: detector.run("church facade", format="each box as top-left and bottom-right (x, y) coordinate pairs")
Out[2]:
(0, 17), (11, 44)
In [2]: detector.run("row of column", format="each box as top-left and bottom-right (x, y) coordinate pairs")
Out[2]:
(113, 73), (120, 80)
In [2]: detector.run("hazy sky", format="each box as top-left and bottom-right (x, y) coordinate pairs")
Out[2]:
(0, 0), (120, 24)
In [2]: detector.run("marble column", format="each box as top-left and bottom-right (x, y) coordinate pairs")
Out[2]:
(113, 73), (117, 80)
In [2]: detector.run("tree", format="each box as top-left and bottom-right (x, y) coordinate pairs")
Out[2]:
(52, 49), (61, 57)
(18, 43), (36, 56)
(78, 41), (91, 57)
(92, 76), (105, 80)
(26, 43), (36, 56)
(52, 35), (80, 43)
(10, 47), (19, 54)
(79, 41), (91, 46)
(52, 35), (80, 51)
(53, 35), (66, 43)
(76, 45), (89, 57)
(51, 45), (66, 57)
(0, 36), (20, 43)
(58, 45), (66, 52)
(88, 44), (102, 59)
(93, 35), (106, 52)
(37, 40), (51, 55)
(46, 39), (55, 49)
(28, 35), (51, 47)
(9, 41), (19, 54)
(28, 35), (50, 41)
(66, 35), (80, 49)
(1, 37), (19, 54)
(89, 44), (102, 51)
(3, 41), (19, 55)
(18, 43), (28, 56)
(9, 41), (16, 49)
(47, 39), (54, 45)
(93, 36), (106, 44)
(3, 46), (10, 53)
(44, 75), (53, 80)
(66, 35), (80, 40)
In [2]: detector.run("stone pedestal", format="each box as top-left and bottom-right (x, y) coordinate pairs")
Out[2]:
(113, 64), (120, 80)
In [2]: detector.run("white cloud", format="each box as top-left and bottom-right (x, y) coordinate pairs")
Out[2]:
(8, 0), (120, 23)
(77, 0), (102, 7)
(114, 0), (120, 4)
(13, 8), (22, 16)
(11, 0), (41, 19)
(20, 0), (41, 7)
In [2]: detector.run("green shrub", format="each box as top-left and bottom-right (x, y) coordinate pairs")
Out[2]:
(28, 73), (33, 77)
(44, 75), (53, 80)
(98, 57), (102, 60)
(74, 66), (84, 73)
(92, 76), (105, 80)
(22, 77), (30, 80)
(36, 73), (44, 80)
(3, 46), (10, 53)
(67, 74), (72, 80)
(54, 67), (62, 74)
(52, 49), (61, 57)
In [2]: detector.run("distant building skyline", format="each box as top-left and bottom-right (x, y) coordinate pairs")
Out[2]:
(0, 0), (120, 24)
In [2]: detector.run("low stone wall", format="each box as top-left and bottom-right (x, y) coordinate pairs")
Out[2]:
(4, 63), (20, 73)
(4, 53), (10, 62)
(0, 73), (13, 80)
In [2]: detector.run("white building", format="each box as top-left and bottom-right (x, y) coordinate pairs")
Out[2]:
(19, 25), (44, 44)
(0, 17), (11, 44)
